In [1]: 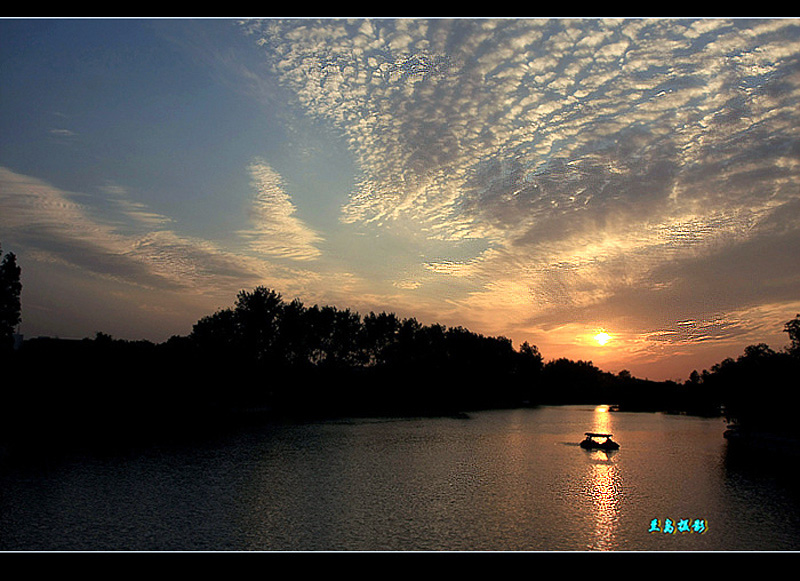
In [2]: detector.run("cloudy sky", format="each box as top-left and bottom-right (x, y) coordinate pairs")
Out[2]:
(2, 18), (800, 380)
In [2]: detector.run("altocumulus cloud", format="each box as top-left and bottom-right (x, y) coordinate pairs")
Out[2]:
(240, 18), (800, 361)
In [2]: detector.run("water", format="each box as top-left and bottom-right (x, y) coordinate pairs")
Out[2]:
(2, 405), (799, 551)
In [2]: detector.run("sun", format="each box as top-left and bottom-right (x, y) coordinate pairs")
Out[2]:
(594, 332), (611, 346)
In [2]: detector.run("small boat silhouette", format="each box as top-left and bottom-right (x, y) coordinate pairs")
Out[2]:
(579, 432), (620, 450)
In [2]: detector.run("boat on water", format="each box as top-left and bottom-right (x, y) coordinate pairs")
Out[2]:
(580, 432), (620, 450)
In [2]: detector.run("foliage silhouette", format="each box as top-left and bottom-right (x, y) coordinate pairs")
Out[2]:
(0, 242), (22, 353)
(681, 314), (800, 442)
(784, 314), (800, 357)
(185, 286), (547, 416)
(9, 284), (799, 458)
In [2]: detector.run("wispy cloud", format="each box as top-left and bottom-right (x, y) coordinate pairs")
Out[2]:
(0, 166), (269, 295)
(49, 128), (77, 138)
(237, 159), (323, 261)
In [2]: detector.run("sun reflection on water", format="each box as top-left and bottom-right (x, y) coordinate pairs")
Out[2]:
(586, 457), (621, 550)
(585, 405), (621, 550)
(592, 405), (611, 433)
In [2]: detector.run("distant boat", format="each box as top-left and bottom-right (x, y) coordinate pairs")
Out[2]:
(580, 432), (620, 450)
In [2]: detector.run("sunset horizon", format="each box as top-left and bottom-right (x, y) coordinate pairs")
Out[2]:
(3, 18), (800, 383)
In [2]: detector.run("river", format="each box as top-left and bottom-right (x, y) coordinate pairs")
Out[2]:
(1, 405), (798, 551)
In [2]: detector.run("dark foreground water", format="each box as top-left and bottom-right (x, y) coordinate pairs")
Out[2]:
(2, 405), (799, 551)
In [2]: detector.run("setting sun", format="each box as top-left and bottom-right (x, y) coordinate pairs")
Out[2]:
(594, 332), (611, 346)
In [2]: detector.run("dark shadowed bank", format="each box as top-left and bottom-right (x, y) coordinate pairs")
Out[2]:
(2, 286), (799, 462)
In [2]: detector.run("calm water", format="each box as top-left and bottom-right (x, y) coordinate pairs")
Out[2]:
(2, 405), (799, 551)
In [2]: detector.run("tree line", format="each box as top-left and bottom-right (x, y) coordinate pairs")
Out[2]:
(2, 285), (551, 454)
(683, 316), (800, 438)
(3, 237), (799, 455)
(172, 286), (547, 415)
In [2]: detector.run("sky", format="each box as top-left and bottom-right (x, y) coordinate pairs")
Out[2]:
(2, 18), (800, 381)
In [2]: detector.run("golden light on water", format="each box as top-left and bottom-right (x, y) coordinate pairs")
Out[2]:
(586, 404), (621, 550)
(587, 460), (621, 550)
(593, 405), (613, 434)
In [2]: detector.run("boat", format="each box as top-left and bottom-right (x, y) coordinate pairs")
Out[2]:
(580, 432), (620, 450)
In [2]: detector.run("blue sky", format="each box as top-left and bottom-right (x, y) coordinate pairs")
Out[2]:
(2, 18), (800, 380)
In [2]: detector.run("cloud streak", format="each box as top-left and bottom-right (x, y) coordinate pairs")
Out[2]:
(0, 164), (389, 330)
(0, 166), (275, 296)
(237, 159), (323, 261)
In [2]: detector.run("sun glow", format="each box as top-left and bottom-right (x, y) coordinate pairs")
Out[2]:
(594, 332), (611, 346)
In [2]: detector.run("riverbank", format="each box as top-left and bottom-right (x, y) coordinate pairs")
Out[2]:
(724, 423), (800, 458)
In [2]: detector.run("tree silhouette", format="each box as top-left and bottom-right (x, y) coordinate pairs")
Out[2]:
(0, 243), (22, 352)
(361, 311), (401, 367)
(688, 317), (800, 438)
(784, 314), (800, 357)
(233, 286), (284, 364)
(180, 286), (556, 415)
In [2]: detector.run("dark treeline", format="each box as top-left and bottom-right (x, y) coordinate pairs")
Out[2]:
(155, 286), (546, 417)
(3, 284), (799, 457)
(689, 316), (800, 439)
(1, 287), (546, 455)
